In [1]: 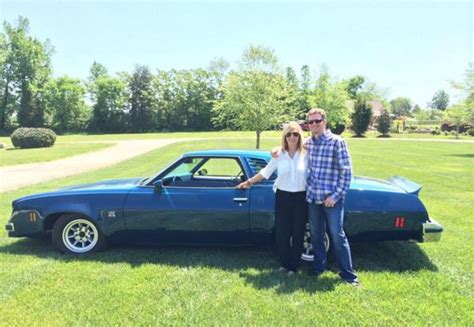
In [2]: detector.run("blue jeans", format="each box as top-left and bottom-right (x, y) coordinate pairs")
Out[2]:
(309, 200), (358, 282)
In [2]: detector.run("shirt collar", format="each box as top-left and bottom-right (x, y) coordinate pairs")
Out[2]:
(312, 130), (331, 142)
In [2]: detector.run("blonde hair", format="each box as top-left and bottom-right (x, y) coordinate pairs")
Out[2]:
(307, 108), (326, 120)
(281, 121), (304, 152)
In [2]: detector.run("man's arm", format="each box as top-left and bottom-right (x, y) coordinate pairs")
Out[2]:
(330, 139), (352, 202)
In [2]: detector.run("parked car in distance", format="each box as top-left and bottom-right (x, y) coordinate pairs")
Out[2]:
(6, 150), (443, 259)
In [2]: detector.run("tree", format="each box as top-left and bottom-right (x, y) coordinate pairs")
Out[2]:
(350, 96), (372, 137)
(88, 61), (108, 83)
(431, 89), (449, 110)
(175, 68), (218, 131)
(447, 63), (474, 136)
(0, 32), (14, 130)
(451, 63), (474, 104)
(214, 45), (289, 148)
(89, 75), (128, 133)
(291, 64), (312, 119)
(376, 109), (391, 137)
(127, 65), (155, 132)
(345, 75), (365, 99)
(414, 109), (430, 126)
(300, 65), (311, 93)
(0, 17), (53, 129)
(310, 65), (350, 130)
(44, 76), (89, 132)
(390, 97), (412, 117)
(283, 66), (306, 120)
(444, 104), (467, 139)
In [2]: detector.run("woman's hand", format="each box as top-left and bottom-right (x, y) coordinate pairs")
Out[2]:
(236, 180), (251, 189)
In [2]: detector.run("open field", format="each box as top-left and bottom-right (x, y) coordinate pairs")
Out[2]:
(0, 137), (473, 325)
(1, 129), (472, 147)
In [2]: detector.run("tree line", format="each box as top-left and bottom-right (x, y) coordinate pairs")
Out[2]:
(1, 17), (472, 142)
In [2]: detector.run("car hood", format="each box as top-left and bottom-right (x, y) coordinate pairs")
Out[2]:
(13, 178), (143, 205)
(58, 178), (143, 192)
(352, 176), (422, 195)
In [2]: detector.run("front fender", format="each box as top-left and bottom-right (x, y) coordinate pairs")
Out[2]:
(10, 193), (128, 238)
(6, 210), (44, 237)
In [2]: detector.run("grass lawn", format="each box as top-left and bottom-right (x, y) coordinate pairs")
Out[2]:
(0, 142), (114, 167)
(0, 138), (473, 325)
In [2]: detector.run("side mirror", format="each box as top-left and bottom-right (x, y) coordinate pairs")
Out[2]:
(154, 180), (163, 193)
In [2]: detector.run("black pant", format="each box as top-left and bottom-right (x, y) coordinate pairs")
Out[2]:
(275, 189), (308, 271)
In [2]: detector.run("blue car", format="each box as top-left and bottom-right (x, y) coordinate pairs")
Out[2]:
(5, 150), (443, 258)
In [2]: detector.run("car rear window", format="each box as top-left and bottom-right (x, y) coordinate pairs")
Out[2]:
(246, 157), (277, 180)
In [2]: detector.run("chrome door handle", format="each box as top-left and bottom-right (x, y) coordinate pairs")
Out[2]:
(233, 197), (248, 202)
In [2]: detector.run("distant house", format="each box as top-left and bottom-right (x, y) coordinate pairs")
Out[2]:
(346, 100), (385, 126)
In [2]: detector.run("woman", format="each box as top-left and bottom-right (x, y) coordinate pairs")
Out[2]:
(237, 122), (308, 276)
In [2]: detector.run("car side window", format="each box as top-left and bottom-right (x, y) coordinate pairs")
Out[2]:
(196, 158), (242, 178)
(163, 157), (245, 188)
(246, 157), (277, 180)
(162, 157), (203, 182)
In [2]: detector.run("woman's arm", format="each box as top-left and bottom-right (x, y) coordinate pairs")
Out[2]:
(236, 172), (265, 189)
(236, 157), (278, 189)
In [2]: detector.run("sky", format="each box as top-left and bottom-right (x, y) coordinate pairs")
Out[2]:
(0, 0), (472, 107)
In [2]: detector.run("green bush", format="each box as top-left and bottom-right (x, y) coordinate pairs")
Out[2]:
(10, 128), (57, 149)
(467, 128), (474, 137)
(431, 128), (441, 135)
(376, 109), (392, 136)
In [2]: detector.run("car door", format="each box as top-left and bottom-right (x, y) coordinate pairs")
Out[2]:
(123, 156), (251, 245)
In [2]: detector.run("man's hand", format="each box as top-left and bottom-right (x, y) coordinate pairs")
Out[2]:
(323, 196), (337, 208)
(270, 146), (282, 159)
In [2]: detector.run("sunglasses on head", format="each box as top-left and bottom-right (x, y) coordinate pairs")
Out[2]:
(285, 132), (300, 138)
(308, 118), (324, 125)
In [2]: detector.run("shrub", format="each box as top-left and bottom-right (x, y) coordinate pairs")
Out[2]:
(331, 124), (345, 135)
(377, 109), (391, 136)
(431, 128), (441, 135)
(440, 122), (452, 132)
(350, 97), (372, 137)
(10, 128), (57, 149)
(467, 129), (474, 137)
(441, 122), (472, 133)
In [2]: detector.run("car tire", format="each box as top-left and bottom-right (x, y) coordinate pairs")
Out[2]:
(301, 223), (330, 262)
(52, 214), (106, 254)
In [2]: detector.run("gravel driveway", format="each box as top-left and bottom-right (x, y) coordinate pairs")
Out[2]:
(0, 139), (186, 193)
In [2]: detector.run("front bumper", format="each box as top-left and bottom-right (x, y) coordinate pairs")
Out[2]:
(422, 218), (443, 242)
(5, 210), (44, 237)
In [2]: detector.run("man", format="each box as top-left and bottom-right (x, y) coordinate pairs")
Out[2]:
(305, 108), (359, 286)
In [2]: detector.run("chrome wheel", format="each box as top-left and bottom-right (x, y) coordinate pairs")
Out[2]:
(62, 219), (99, 253)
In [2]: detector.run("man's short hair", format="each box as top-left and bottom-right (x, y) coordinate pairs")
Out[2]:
(307, 108), (326, 120)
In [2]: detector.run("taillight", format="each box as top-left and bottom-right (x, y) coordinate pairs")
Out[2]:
(394, 216), (405, 228)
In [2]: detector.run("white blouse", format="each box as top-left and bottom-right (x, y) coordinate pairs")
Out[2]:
(259, 150), (308, 193)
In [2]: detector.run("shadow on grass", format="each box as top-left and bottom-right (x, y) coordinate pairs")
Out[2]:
(351, 242), (438, 272)
(446, 153), (474, 158)
(0, 237), (437, 272)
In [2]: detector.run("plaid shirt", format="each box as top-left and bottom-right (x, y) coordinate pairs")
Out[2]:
(306, 130), (353, 203)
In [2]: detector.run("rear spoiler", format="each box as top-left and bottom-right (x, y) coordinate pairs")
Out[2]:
(387, 176), (422, 196)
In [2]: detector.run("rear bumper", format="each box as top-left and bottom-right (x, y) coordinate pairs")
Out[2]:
(422, 218), (443, 242)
